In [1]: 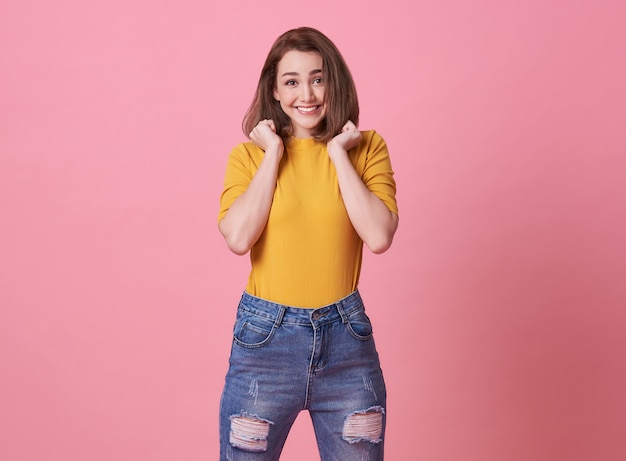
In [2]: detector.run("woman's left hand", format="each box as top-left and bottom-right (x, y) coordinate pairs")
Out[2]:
(325, 121), (397, 254)
(327, 121), (362, 161)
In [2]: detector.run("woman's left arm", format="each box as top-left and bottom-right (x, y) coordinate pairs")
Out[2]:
(327, 121), (399, 254)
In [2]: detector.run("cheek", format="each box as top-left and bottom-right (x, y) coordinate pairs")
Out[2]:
(278, 100), (291, 115)
(276, 90), (293, 105)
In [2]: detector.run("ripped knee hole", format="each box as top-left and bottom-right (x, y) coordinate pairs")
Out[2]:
(342, 406), (385, 444)
(229, 413), (273, 453)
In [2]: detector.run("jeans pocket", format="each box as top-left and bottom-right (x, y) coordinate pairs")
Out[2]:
(233, 311), (276, 348)
(345, 309), (373, 341)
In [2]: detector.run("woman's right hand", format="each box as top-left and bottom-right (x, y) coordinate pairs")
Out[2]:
(249, 119), (283, 156)
(219, 120), (284, 255)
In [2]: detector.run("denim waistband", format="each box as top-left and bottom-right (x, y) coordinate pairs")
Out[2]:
(238, 290), (364, 327)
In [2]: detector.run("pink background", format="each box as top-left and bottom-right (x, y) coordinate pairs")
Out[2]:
(1, 0), (625, 460)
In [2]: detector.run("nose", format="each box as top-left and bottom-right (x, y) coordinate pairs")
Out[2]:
(299, 83), (314, 102)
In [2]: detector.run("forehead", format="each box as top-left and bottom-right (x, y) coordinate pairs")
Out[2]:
(276, 50), (323, 75)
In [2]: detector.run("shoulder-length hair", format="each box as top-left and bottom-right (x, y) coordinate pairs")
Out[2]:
(242, 27), (359, 143)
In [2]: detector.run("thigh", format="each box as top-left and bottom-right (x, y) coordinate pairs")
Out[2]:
(308, 316), (387, 461)
(308, 377), (386, 461)
(219, 310), (310, 460)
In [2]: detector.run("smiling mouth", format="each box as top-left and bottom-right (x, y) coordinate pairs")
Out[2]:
(296, 105), (321, 113)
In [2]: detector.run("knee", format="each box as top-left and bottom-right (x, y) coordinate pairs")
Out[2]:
(342, 406), (385, 444)
(229, 412), (274, 453)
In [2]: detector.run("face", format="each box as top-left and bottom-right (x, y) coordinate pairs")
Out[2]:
(273, 50), (326, 138)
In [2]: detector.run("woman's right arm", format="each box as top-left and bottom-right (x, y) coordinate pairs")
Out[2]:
(218, 120), (283, 255)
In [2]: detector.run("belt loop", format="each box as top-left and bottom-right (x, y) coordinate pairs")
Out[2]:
(336, 301), (348, 324)
(274, 305), (286, 328)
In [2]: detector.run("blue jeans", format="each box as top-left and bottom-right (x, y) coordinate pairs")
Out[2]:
(219, 290), (386, 460)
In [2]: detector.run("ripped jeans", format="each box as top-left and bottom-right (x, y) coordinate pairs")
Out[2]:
(219, 290), (386, 460)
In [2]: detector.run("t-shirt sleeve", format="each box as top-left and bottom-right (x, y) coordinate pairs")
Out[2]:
(358, 131), (399, 215)
(217, 143), (258, 223)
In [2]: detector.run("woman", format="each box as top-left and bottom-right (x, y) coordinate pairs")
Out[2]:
(218, 26), (398, 460)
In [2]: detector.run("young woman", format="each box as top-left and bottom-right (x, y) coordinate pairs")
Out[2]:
(218, 26), (399, 460)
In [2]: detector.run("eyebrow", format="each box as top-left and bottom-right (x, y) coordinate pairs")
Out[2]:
(280, 69), (323, 78)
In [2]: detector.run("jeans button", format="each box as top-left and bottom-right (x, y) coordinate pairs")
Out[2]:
(312, 312), (321, 320)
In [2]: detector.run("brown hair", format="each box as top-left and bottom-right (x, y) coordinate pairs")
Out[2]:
(242, 27), (359, 143)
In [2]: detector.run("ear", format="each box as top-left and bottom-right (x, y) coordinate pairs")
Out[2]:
(273, 87), (279, 101)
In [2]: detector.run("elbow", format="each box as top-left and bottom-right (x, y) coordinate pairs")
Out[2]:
(226, 240), (251, 255)
(218, 220), (253, 255)
(222, 232), (254, 255)
(364, 212), (398, 254)
(365, 235), (394, 254)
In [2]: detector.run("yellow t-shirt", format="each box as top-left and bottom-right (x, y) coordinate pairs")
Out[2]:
(218, 130), (398, 308)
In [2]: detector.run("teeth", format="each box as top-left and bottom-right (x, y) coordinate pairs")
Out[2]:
(297, 106), (319, 112)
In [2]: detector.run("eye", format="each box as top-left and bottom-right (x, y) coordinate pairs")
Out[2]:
(285, 80), (298, 86)
(312, 77), (323, 85)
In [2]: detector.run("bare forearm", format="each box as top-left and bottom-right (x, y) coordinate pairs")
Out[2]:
(219, 149), (281, 255)
(332, 152), (398, 253)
